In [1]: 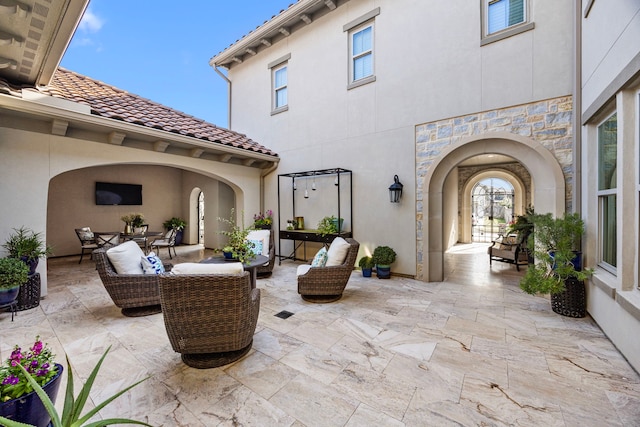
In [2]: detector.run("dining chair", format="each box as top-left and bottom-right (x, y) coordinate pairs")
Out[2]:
(74, 227), (99, 264)
(94, 232), (121, 249)
(150, 228), (177, 259)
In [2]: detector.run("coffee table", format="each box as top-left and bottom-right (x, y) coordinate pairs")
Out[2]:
(200, 254), (269, 289)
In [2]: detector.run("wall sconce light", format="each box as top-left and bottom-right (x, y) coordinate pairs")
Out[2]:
(389, 175), (403, 203)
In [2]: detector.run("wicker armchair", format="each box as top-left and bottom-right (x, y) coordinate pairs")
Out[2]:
(297, 238), (360, 303)
(93, 247), (164, 317)
(158, 272), (260, 369)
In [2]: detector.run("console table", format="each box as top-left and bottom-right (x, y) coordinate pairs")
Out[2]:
(278, 230), (352, 264)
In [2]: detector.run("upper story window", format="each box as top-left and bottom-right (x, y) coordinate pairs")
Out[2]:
(268, 53), (290, 115)
(344, 7), (380, 90)
(487, 0), (525, 34)
(351, 25), (373, 82)
(482, 0), (534, 46)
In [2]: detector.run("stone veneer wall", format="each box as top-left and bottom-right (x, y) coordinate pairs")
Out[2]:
(415, 95), (573, 279)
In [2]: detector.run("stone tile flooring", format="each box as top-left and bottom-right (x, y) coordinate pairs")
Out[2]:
(2, 243), (639, 426)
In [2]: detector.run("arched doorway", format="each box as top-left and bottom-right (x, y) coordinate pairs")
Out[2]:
(198, 191), (205, 244)
(419, 133), (566, 282)
(471, 177), (514, 243)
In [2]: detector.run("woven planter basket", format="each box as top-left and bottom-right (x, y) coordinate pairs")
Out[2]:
(16, 273), (41, 311)
(550, 276), (586, 318)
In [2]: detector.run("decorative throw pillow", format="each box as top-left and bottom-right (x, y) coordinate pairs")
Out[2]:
(311, 247), (328, 267)
(245, 230), (270, 256)
(106, 241), (145, 274)
(141, 251), (165, 274)
(248, 239), (263, 256)
(78, 230), (94, 241)
(171, 262), (244, 275)
(326, 237), (350, 266)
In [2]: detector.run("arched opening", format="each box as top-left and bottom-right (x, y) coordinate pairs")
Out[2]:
(471, 177), (514, 242)
(420, 133), (566, 282)
(198, 191), (205, 244)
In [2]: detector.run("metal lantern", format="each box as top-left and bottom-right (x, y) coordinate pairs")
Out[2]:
(389, 175), (403, 203)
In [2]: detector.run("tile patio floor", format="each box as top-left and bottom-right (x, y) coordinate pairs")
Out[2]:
(2, 243), (639, 426)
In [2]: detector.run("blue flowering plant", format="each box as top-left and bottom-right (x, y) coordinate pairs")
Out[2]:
(0, 336), (58, 402)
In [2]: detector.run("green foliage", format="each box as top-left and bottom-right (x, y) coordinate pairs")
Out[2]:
(317, 216), (338, 237)
(216, 209), (255, 263)
(0, 337), (58, 401)
(519, 212), (593, 295)
(0, 346), (150, 427)
(0, 257), (29, 290)
(121, 213), (145, 228)
(358, 256), (375, 269)
(506, 206), (535, 241)
(372, 246), (397, 266)
(162, 217), (187, 231)
(2, 226), (53, 262)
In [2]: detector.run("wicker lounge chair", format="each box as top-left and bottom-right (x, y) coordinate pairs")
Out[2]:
(93, 247), (165, 317)
(297, 237), (360, 303)
(158, 271), (260, 368)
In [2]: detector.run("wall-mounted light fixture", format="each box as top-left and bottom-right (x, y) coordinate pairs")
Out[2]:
(389, 175), (403, 203)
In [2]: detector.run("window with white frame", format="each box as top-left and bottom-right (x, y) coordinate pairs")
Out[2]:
(598, 112), (617, 270)
(273, 64), (288, 110)
(268, 53), (290, 115)
(343, 7), (379, 89)
(351, 24), (373, 82)
(482, 0), (533, 45)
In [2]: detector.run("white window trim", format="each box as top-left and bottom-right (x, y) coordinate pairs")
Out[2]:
(344, 8), (380, 90)
(268, 53), (290, 115)
(481, 0), (534, 46)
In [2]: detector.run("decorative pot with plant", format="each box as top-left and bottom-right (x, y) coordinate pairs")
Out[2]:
(358, 256), (375, 278)
(2, 227), (52, 275)
(372, 246), (397, 279)
(506, 207), (535, 263)
(217, 209), (256, 263)
(317, 216), (339, 237)
(0, 257), (29, 305)
(163, 217), (187, 245)
(519, 212), (593, 316)
(0, 337), (150, 427)
(253, 210), (273, 229)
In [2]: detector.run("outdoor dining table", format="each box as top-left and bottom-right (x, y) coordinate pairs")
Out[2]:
(120, 231), (164, 253)
(199, 254), (269, 289)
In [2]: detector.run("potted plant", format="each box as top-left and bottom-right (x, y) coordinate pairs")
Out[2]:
(519, 212), (593, 317)
(506, 207), (535, 263)
(372, 246), (397, 279)
(0, 337), (149, 427)
(216, 209), (256, 263)
(0, 257), (29, 305)
(317, 216), (338, 237)
(253, 210), (273, 229)
(222, 246), (234, 259)
(2, 227), (53, 275)
(358, 256), (375, 278)
(162, 217), (187, 245)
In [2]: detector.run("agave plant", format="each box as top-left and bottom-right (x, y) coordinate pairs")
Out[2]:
(0, 346), (150, 427)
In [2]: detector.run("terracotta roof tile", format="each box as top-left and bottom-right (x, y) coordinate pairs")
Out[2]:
(40, 68), (278, 157)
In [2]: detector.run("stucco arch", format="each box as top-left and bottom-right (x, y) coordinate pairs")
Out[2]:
(460, 168), (527, 243)
(420, 132), (565, 282)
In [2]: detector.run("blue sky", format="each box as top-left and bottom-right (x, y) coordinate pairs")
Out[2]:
(60, 1), (294, 128)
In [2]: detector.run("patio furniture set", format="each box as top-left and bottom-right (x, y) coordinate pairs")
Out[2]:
(91, 232), (360, 369)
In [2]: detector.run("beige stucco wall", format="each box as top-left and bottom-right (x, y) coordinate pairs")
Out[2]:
(224, 0), (574, 278)
(0, 125), (263, 295)
(580, 0), (640, 372)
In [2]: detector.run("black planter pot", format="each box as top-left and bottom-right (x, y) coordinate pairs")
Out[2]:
(0, 363), (63, 427)
(551, 277), (586, 318)
(376, 265), (391, 279)
(174, 230), (184, 246)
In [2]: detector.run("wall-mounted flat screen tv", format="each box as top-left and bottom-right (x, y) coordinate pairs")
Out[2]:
(95, 182), (142, 205)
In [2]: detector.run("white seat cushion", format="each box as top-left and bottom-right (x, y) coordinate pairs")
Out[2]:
(296, 264), (313, 276)
(106, 241), (145, 274)
(246, 230), (270, 256)
(326, 237), (350, 266)
(171, 262), (244, 275)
